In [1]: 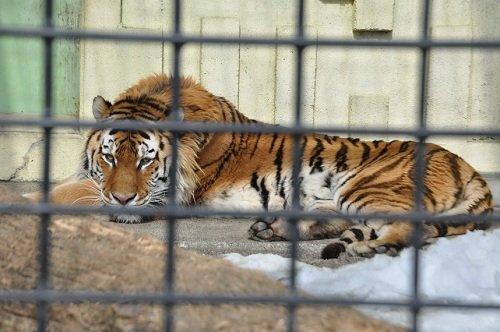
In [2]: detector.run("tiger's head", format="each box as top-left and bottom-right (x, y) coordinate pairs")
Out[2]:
(81, 75), (227, 223)
(83, 96), (176, 223)
(83, 87), (204, 223)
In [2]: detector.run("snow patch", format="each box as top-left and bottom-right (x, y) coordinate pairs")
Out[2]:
(224, 229), (500, 332)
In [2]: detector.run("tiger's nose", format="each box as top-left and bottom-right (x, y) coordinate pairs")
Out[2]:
(111, 192), (137, 205)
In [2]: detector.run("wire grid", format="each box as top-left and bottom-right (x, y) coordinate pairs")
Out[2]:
(0, 1), (499, 332)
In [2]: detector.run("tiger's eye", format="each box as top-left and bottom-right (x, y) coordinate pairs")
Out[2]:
(103, 154), (114, 164)
(139, 157), (153, 168)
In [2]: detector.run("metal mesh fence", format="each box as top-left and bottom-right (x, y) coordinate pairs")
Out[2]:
(0, 0), (499, 331)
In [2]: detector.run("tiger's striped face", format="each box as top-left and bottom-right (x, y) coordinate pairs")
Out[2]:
(85, 127), (172, 223)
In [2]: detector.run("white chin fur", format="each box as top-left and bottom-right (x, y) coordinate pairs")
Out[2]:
(113, 214), (143, 224)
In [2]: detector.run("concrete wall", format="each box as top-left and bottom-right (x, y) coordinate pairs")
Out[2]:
(4, 0), (500, 181)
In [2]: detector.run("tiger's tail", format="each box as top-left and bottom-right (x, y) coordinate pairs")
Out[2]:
(424, 171), (494, 239)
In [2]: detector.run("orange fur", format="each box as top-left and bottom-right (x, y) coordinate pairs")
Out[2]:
(24, 179), (100, 206)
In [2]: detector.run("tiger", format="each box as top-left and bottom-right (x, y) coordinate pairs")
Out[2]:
(35, 73), (494, 259)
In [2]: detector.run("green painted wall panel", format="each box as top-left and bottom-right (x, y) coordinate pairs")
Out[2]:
(0, 0), (81, 115)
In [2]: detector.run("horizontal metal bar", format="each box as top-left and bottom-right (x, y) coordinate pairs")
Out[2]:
(1, 26), (500, 49)
(0, 202), (497, 224)
(0, 290), (499, 311)
(1, 117), (500, 138)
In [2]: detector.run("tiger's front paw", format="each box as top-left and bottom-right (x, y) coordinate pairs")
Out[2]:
(248, 218), (288, 241)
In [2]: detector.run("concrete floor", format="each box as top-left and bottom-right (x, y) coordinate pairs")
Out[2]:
(3, 179), (499, 269)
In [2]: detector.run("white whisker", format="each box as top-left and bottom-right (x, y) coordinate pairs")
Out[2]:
(72, 195), (102, 206)
(83, 175), (101, 191)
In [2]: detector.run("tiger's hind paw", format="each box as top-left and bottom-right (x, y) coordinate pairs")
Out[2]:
(348, 241), (401, 258)
(248, 218), (288, 241)
(321, 240), (401, 259)
(321, 242), (346, 259)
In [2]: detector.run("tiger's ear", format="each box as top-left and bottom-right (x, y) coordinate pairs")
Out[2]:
(92, 96), (112, 120)
(171, 107), (184, 121)
(163, 106), (184, 121)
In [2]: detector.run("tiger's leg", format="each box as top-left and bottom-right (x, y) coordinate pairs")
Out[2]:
(321, 213), (491, 259)
(321, 221), (413, 259)
(248, 200), (353, 241)
(23, 178), (101, 206)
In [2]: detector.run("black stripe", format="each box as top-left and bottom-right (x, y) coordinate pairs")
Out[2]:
(226, 99), (237, 123)
(269, 133), (279, 153)
(109, 108), (158, 121)
(274, 137), (285, 191)
(198, 102), (238, 186)
(360, 142), (371, 165)
(250, 133), (262, 158)
(301, 136), (308, 151)
(82, 156), (89, 171)
(260, 178), (270, 210)
(250, 172), (260, 192)
(309, 137), (324, 167)
(90, 147), (98, 172)
(425, 148), (447, 159)
(310, 137), (325, 174)
(370, 142), (391, 163)
(346, 191), (373, 211)
(399, 141), (410, 153)
(356, 196), (412, 212)
(448, 155), (464, 204)
(137, 130), (151, 140)
(471, 171), (488, 187)
(335, 142), (349, 172)
(323, 173), (332, 188)
(109, 129), (151, 140)
(393, 184), (413, 195)
(109, 110), (133, 116)
(336, 172), (362, 195)
(467, 192), (493, 213)
(347, 137), (360, 146)
(114, 96), (168, 115)
(279, 178), (287, 200)
(424, 188), (437, 208)
(197, 132), (210, 148)
(235, 105), (246, 123)
(109, 129), (119, 136)
(340, 237), (353, 244)
(311, 158), (324, 174)
(134, 112), (159, 121)
(350, 228), (365, 241)
(216, 98), (228, 122)
(340, 154), (408, 208)
(434, 222), (448, 237)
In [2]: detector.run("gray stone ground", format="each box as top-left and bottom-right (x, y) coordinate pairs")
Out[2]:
(3, 176), (499, 269)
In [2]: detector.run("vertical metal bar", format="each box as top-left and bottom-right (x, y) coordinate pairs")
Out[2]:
(37, 0), (54, 331)
(287, 0), (306, 331)
(411, 1), (432, 331)
(164, 0), (183, 330)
